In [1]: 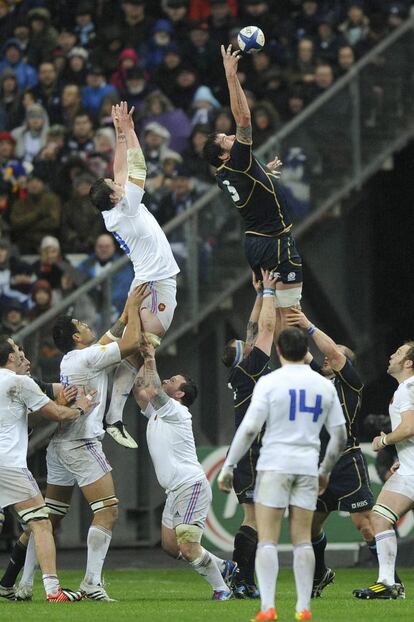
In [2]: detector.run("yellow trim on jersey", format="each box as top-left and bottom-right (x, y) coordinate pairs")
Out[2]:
(245, 225), (293, 237)
(236, 182), (256, 209)
(337, 457), (362, 502)
(336, 368), (364, 392)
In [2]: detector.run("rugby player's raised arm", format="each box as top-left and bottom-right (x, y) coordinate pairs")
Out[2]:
(112, 103), (128, 186)
(138, 336), (170, 410)
(117, 284), (149, 357)
(37, 388), (98, 422)
(117, 100), (146, 189)
(255, 269), (278, 355)
(221, 44), (252, 143)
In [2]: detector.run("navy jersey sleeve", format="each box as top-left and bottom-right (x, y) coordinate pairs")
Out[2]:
(228, 139), (252, 172)
(32, 376), (55, 400)
(237, 347), (270, 377)
(335, 359), (363, 392)
(310, 359), (322, 374)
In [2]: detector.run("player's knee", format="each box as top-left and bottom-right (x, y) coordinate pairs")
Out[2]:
(175, 523), (203, 555)
(179, 541), (200, 562)
(372, 503), (399, 528)
(89, 496), (119, 527)
(16, 503), (50, 528)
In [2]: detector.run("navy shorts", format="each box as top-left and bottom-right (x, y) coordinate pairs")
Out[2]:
(317, 449), (374, 513)
(233, 444), (260, 505)
(244, 232), (303, 284)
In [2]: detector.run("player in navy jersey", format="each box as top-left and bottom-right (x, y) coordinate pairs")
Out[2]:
(222, 269), (278, 598)
(286, 309), (404, 599)
(203, 44), (303, 316)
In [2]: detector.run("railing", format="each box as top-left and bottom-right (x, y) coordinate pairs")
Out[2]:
(16, 15), (414, 369)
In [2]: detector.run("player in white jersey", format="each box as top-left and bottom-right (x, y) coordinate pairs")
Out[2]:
(354, 341), (414, 600)
(218, 328), (346, 621)
(0, 334), (96, 602)
(19, 284), (147, 603)
(133, 336), (239, 601)
(89, 101), (180, 449)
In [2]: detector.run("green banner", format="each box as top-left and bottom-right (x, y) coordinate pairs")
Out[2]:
(197, 444), (414, 551)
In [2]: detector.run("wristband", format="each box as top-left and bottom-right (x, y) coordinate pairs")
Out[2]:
(263, 288), (275, 298)
(381, 435), (388, 447)
(105, 330), (117, 341)
(308, 324), (316, 336)
(256, 292), (263, 298)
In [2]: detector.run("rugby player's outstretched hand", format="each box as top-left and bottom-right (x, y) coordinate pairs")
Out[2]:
(261, 268), (278, 290)
(266, 156), (283, 178)
(118, 100), (135, 131)
(56, 384), (78, 406)
(127, 283), (150, 310)
(139, 334), (155, 360)
(252, 271), (262, 293)
(75, 387), (99, 415)
(217, 465), (234, 493)
(285, 307), (311, 330)
(221, 44), (241, 76)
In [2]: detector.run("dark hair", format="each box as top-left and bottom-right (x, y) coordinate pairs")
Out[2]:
(53, 315), (77, 353)
(221, 339), (236, 368)
(89, 177), (113, 212)
(203, 132), (224, 167)
(0, 334), (14, 366)
(178, 373), (198, 407)
(403, 341), (414, 369)
(277, 327), (308, 362)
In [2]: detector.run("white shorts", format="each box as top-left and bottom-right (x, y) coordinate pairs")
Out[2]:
(129, 276), (177, 332)
(382, 472), (414, 503)
(0, 467), (40, 508)
(162, 478), (212, 530)
(254, 470), (319, 511)
(47, 439), (112, 488)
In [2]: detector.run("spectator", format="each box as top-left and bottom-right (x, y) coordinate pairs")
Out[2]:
(182, 21), (219, 88)
(89, 24), (124, 75)
(81, 65), (117, 122)
(56, 267), (97, 330)
(315, 16), (344, 64)
(60, 173), (105, 253)
(182, 123), (214, 185)
(56, 28), (77, 56)
(336, 45), (356, 77)
(78, 233), (134, 315)
(120, 0), (155, 49)
(145, 146), (182, 197)
(142, 120), (171, 178)
(251, 100), (280, 148)
(74, 2), (97, 49)
(141, 19), (175, 72)
(64, 111), (95, 160)
(339, 2), (370, 47)
(163, 0), (190, 40)
(208, 0), (238, 45)
(0, 68), (24, 131)
(32, 235), (70, 294)
(51, 46), (67, 78)
(152, 44), (183, 100)
(12, 21), (30, 58)
(11, 103), (49, 164)
(261, 68), (289, 119)
(32, 124), (66, 195)
(26, 7), (58, 67)
(170, 64), (199, 112)
(0, 238), (34, 308)
(0, 300), (28, 336)
(191, 85), (221, 127)
(0, 131), (27, 218)
(291, 0), (321, 39)
(111, 48), (140, 93)
(0, 39), (38, 91)
(10, 171), (61, 253)
(212, 107), (234, 134)
(62, 47), (89, 87)
(28, 278), (53, 320)
(87, 127), (115, 178)
(247, 50), (275, 98)
(289, 38), (316, 88)
(57, 155), (91, 200)
(120, 67), (153, 115)
(60, 84), (82, 130)
(29, 62), (62, 125)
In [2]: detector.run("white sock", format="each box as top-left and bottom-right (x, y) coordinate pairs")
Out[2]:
(255, 542), (278, 612)
(84, 525), (112, 586)
(293, 543), (314, 612)
(376, 529), (397, 586)
(105, 360), (137, 425)
(19, 533), (37, 588)
(42, 573), (59, 595)
(190, 547), (228, 592)
(208, 552), (226, 573)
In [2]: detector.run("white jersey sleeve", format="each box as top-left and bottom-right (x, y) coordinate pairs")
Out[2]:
(124, 181), (145, 215)
(82, 342), (121, 371)
(397, 381), (414, 413)
(19, 375), (51, 413)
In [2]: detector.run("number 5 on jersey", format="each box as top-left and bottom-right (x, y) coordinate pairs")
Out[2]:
(223, 179), (240, 202)
(289, 389), (322, 422)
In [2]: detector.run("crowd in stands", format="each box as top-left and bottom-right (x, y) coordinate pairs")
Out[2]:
(0, 0), (412, 360)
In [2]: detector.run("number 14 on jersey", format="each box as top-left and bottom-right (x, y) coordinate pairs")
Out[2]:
(289, 389), (322, 422)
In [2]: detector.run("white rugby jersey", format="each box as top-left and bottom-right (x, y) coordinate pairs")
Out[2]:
(143, 399), (205, 492)
(0, 369), (49, 467)
(54, 342), (121, 441)
(102, 181), (179, 282)
(389, 377), (414, 476)
(245, 364), (345, 476)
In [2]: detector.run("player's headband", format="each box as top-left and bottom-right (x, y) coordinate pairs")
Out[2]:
(231, 339), (244, 368)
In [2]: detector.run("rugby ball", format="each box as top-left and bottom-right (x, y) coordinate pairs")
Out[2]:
(237, 26), (265, 54)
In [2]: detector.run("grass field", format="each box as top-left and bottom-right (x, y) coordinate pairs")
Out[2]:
(1, 568), (413, 622)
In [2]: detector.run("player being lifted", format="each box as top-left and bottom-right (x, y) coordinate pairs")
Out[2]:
(203, 45), (302, 317)
(89, 101), (180, 448)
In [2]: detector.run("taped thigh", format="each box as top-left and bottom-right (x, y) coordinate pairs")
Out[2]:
(45, 497), (70, 517)
(175, 523), (203, 544)
(275, 286), (302, 308)
(372, 503), (399, 525)
(17, 504), (50, 524)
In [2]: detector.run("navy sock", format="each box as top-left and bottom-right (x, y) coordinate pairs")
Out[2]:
(312, 531), (327, 581)
(233, 525), (257, 585)
(0, 540), (27, 588)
